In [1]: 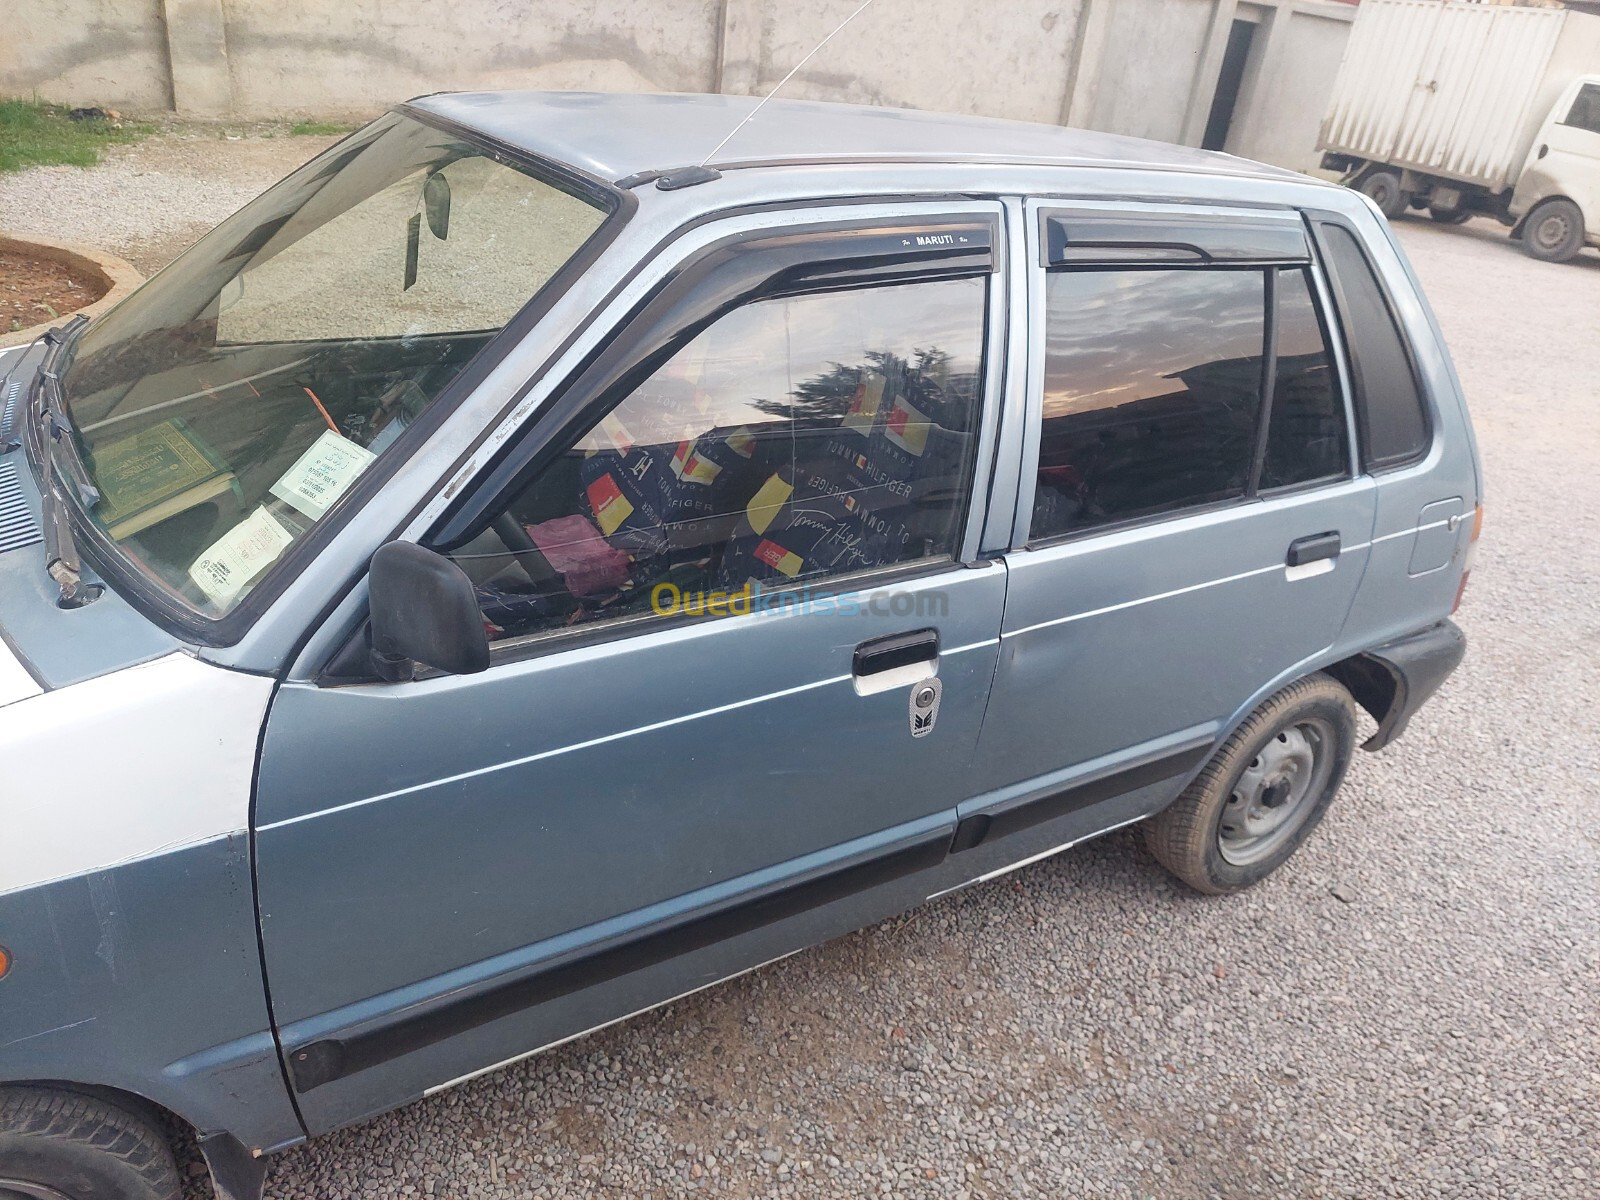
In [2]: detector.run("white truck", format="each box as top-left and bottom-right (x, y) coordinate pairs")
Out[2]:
(1318, 0), (1600, 262)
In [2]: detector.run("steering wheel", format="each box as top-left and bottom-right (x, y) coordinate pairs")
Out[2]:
(490, 512), (562, 590)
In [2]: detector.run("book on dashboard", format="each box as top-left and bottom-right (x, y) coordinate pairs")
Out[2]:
(90, 418), (239, 540)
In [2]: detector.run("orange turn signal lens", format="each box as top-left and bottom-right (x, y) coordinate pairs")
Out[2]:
(0, 944), (11, 980)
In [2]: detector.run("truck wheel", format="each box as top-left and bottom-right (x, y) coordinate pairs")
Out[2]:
(1144, 674), (1357, 895)
(1522, 198), (1585, 262)
(1357, 170), (1409, 219)
(0, 1087), (179, 1200)
(1429, 205), (1470, 225)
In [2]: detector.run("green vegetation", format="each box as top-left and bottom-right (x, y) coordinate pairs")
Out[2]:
(0, 99), (151, 172)
(290, 119), (357, 137)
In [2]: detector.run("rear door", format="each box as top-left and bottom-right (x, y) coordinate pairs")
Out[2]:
(954, 201), (1377, 871)
(253, 202), (1011, 1132)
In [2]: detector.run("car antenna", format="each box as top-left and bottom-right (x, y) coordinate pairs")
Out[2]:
(649, 0), (878, 190)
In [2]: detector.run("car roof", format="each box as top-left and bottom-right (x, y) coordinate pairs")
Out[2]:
(407, 91), (1304, 187)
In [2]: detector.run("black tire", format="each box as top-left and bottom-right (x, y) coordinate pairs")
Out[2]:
(1144, 674), (1357, 895)
(1429, 205), (1470, 225)
(1357, 169), (1410, 219)
(0, 1087), (179, 1200)
(1521, 197), (1586, 263)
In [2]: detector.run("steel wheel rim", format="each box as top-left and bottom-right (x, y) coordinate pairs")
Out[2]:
(1534, 211), (1572, 251)
(0, 1179), (78, 1200)
(1365, 178), (1395, 208)
(1218, 718), (1335, 866)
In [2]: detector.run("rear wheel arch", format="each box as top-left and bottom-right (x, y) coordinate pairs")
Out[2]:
(1321, 653), (1400, 749)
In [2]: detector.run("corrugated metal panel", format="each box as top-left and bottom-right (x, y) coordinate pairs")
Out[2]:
(1, 377), (20, 445)
(0, 462), (42, 555)
(1320, 0), (1567, 192)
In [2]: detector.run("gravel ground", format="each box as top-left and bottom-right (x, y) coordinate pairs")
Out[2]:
(0, 129), (339, 274)
(6, 140), (1596, 1197)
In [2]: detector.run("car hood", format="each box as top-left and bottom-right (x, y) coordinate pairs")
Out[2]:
(0, 342), (180, 705)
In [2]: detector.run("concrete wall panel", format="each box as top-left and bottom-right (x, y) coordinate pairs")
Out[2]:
(726, 0), (1088, 125)
(0, 0), (172, 111)
(219, 0), (723, 116)
(1229, 9), (1351, 173)
(1088, 0), (1214, 143)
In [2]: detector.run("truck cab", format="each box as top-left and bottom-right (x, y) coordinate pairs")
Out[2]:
(1511, 76), (1600, 262)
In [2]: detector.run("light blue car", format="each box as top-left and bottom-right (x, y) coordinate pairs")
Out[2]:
(0, 92), (1478, 1200)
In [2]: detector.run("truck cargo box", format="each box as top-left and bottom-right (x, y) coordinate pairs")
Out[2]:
(1319, 0), (1600, 194)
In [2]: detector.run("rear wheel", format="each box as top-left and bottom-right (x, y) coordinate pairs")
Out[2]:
(0, 1088), (179, 1200)
(1522, 198), (1585, 262)
(1357, 169), (1410, 219)
(1144, 674), (1357, 895)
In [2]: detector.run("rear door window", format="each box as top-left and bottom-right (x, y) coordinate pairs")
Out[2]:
(1315, 222), (1430, 468)
(1030, 268), (1266, 539)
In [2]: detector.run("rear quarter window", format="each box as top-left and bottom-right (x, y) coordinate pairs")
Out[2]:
(1316, 222), (1430, 469)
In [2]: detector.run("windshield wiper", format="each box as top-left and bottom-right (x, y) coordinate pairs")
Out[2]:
(32, 316), (103, 608)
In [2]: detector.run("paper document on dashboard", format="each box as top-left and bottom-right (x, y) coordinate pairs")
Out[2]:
(188, 506), (294, 606)
(270, 429), (376, 521)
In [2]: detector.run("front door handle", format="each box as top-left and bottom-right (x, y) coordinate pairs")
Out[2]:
(853, 629), (939, 696)
(854, 629), (939, 677)
(1286, 531), (1341, 569)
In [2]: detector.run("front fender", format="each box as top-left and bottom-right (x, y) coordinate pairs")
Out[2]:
(1510, 160), (1598, 239)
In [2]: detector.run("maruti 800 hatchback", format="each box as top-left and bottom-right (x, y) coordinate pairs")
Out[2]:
(0, 93), (1478, 1200)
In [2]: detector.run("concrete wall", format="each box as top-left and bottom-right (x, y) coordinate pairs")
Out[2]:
(0, 0), (1355, 172)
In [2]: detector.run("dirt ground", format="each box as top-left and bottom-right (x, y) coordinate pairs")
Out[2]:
(0, 249), (105, 333)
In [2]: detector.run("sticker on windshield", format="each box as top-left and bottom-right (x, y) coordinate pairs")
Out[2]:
(188, 506), (294, 606)
(270, 429), (376, 521)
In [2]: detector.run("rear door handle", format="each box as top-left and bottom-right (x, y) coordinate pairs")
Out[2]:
(853, 629), (939, 695)
(1286, 531), (1341, 570)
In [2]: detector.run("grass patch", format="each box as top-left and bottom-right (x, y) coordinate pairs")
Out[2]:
(290, 119), (357, 137)
(0, 99), (151, 172)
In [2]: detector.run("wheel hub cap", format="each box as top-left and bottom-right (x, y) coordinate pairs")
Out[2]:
(1536, 213), (1570, 249)
(1218, 719), (1335, 866)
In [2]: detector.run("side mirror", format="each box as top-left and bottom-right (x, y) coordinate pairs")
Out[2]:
(368, 542), (489, 682)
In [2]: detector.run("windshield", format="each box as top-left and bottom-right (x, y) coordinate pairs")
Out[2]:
(59, 112), (610, 617)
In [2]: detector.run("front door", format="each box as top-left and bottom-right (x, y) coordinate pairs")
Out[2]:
(253, 204), (1010, 1131)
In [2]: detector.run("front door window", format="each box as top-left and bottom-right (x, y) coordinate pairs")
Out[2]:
(453, 277), (989, 642)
